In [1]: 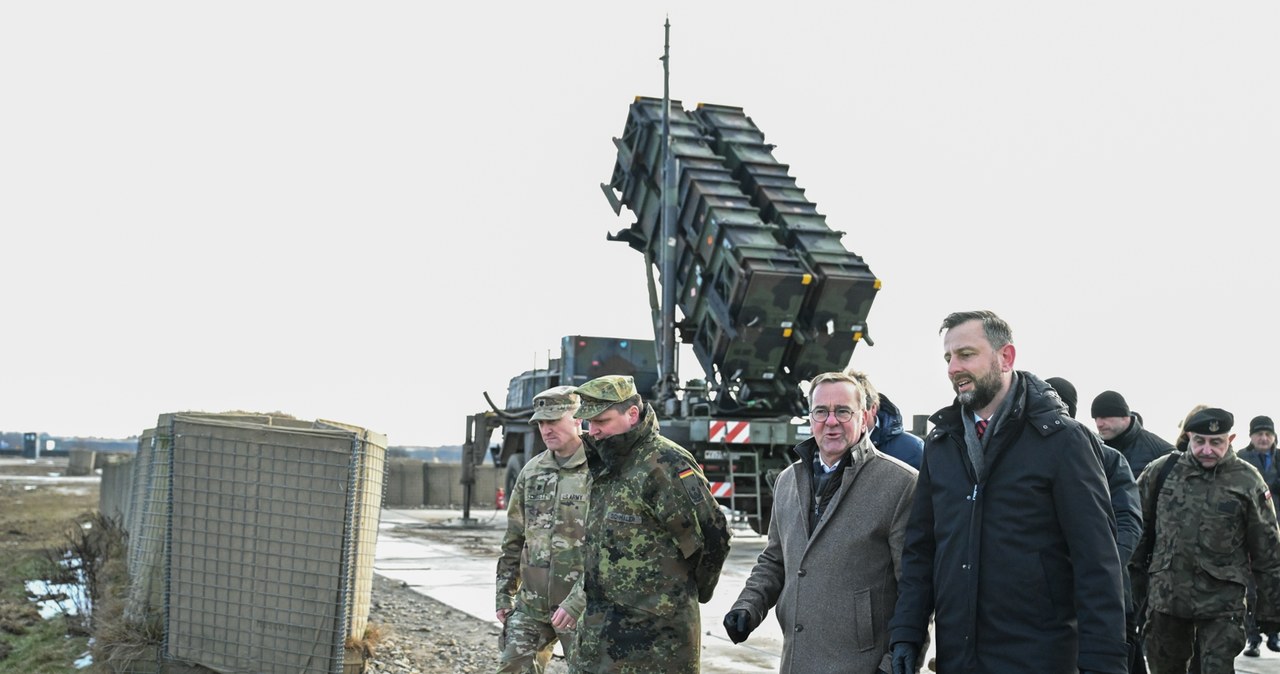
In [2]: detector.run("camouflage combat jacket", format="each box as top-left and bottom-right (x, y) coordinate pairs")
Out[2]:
(574, 404), (730, 674)
(1137, 448), (1280, 620)
(495, 442), (590, 621)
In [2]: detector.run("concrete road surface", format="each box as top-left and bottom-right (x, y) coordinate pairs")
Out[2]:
(376, 507), (786, 673)
(374, 507), (1280, 674)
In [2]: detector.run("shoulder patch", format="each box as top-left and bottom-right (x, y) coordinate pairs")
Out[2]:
(680, 468), (705, 504)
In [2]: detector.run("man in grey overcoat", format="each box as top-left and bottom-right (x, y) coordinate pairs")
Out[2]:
(724, 370), (918, 673)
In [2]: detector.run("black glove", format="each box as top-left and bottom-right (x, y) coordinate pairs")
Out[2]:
(891, 642), (919, 674)
(1260, 620), (1280, 634)
(723, 609), (758, 644)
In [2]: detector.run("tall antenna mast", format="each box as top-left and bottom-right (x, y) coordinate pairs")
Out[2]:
(657, 16), (678, 404)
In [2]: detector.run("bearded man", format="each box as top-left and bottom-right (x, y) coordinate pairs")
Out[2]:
(889, 310), (1128, 674)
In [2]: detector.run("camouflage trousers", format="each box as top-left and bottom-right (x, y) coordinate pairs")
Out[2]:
(1146, 611), (1245, 674)
(571, 603), (700, 674)
(498, 608), (576, 674)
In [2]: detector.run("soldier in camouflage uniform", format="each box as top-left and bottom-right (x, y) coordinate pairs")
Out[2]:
(566, 375), (731, 674)
(1134, 408), (1280, 674)
(496, 386), (591, 673)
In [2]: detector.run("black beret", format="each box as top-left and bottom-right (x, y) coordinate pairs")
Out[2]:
(1091, 390), (1130, 419)
(1251, 415), (1275, 434)
(1184, 408), (1234, 435)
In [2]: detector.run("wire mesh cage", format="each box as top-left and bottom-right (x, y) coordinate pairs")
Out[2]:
(100, 412), (385, 674)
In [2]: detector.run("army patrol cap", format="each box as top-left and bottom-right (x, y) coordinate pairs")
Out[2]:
(1184, 408), (1234, 435)
(530, 385), (580, 421)
(572, 375), (638, 419)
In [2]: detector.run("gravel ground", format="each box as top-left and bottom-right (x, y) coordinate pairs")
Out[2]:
(364, 573), (497, 674)
(365, 574), (568, 674)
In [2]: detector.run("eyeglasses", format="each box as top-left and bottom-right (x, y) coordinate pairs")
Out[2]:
(810, 407), (856, 423)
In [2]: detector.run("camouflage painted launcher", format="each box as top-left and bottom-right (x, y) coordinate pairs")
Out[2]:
(603, 98), (880, 415)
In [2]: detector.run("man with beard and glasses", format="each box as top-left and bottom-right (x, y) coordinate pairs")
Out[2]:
(889, 310), (1128, 674)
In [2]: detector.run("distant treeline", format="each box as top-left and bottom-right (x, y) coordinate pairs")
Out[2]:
(0, 432), (474, 463)
(390, 445), (469, 462)
(0, 432), (140, 456)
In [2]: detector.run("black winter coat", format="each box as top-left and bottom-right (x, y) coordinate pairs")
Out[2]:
(889, 372), (1129, 674)
(1106, 414), (1174, 479)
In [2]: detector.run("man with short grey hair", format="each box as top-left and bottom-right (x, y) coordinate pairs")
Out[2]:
(495, 385), (590, 673)
(725, 370), (917, 673)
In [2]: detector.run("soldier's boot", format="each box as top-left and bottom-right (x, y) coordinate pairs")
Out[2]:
(1244, 636), (1262, 657)
(1268, 632), (1280, 652)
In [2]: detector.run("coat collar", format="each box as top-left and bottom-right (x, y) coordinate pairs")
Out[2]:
(1107, 413), (1146, 450)
(791, 431), (877, 538)
(792, 430), (877, 470)
(540, 439), (587, 471)
(928, 371), (1068, 443)
(931, 370), (1070, 483)
(584, 402), (659, 477)
(871, 393), (906, 446)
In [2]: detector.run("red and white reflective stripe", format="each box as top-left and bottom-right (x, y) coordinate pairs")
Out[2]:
(708, 482), (735, 498)
(709, 420), (751, 443)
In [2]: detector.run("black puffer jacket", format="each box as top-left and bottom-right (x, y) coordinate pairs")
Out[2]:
(889, 372), (1128, 674)
(1106, 413), (1174, 479)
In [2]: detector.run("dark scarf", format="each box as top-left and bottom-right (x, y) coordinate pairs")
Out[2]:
(960, 373), (1022, 481)
(808, 449), (851, 533)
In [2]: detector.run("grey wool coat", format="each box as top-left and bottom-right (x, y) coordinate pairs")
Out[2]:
(731, 432), (918, 674)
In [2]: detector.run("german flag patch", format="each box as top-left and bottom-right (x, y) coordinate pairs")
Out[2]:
(680, 467), (703, 503)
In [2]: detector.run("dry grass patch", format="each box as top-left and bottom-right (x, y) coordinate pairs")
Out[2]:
(0, 467), (99, 670)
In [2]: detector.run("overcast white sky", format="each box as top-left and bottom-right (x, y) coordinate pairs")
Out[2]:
(4, 3), (1279, 447)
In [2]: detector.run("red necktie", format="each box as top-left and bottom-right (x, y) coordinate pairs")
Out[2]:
(975, 419), (988, 439)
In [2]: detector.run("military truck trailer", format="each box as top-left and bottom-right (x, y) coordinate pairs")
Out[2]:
(464, 98), (880, 534)
(468, 335), (660, 498)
